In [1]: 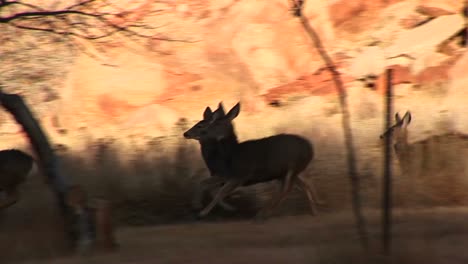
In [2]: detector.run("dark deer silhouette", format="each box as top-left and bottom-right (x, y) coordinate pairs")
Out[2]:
(0, 149), (35, 209)
(184, 104), (237, 211)
(185, 102), (323, 220)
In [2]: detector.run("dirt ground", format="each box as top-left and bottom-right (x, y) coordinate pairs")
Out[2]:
(8, 207), (468, 264)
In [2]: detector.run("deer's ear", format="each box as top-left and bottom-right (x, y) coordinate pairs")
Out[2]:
(226, 102), (240, 121)
(395, 112), (402, 123)
(217, 102), (226, 116)
(203, 107), (213, 120)
(402, 111), (411, 125)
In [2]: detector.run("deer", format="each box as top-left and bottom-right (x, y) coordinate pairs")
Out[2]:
(184, 102), (323, 220)
(380, 111), (414, 181)
(0, 149), (35, 210)
(380, 111), (431, 206)
(380, 111), (412, 154)
(183, 104), (238, 212)
(379, 111), (468, 206)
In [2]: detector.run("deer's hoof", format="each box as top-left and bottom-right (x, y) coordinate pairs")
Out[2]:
(191, 200), (203, 209)
(187, 208), (202, 220)
(316, 200), (327, 207)
(192, 205), (203, 212)
(253, 213), (268, 224)
(198, 209), (209, 218)
(192, 213), (203, 221)
(221, 204), (237, 212)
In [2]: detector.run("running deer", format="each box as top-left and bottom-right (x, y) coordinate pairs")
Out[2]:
(183, 104), (237, 211)
(185, 102), (323, 220)
(0, 149), (35, 209)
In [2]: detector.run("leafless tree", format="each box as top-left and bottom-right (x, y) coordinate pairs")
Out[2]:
(289, 0), (369, 250)
(0, 1), (195, 110)
(0, 0), (185, 56)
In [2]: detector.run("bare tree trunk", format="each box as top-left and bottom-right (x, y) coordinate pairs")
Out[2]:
(0, 90), (92, 250)
(291, 0), (369, 250)
(0, 92), (68, 210)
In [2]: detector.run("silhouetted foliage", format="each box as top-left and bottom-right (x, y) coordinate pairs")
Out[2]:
(0, 0), (187, 56)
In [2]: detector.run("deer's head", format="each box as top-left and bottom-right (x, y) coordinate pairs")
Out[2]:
(205, 102), (240, 141)
(183, 102), (225, 140)
(380, 111), (412, 152)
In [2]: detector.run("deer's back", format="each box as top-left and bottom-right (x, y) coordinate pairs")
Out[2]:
(228, 134), (313, 183)
(396, 133), (468, 177)
(0, 149), (34, 189)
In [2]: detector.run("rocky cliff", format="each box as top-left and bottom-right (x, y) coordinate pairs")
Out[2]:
(0, 0), (467, 208)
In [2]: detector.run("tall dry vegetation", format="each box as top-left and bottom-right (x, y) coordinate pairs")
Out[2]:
(53, 127), (468, 228)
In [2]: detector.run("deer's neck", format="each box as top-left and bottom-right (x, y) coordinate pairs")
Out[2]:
(200, 138), (217, 156)
(200, 138), (222, 173)
(394, 141), (409, 155)
(199, 134), (237, 173)
(221, 132), (239, 146)
(216, 132), (239, 162)
(393, 142), (412, 172)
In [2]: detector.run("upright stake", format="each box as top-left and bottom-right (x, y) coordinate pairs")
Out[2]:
(382, 68), (394, 255)
(464, 1), (468, 47)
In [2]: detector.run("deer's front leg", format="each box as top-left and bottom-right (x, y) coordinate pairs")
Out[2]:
(199, 179), (242, 218)
(193, 177), (225, 210)
(194, 176), (237, 212)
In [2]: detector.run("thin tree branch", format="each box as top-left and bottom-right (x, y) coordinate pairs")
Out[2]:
(0, 10), (108, 23)
(0, 0), (196, 59)
(66, 0), (97, 10)
(291, 0), (370, 250)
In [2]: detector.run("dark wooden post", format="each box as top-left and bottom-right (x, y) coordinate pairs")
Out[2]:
(464, 1), (468, 47)
(382, 68), (394, 255)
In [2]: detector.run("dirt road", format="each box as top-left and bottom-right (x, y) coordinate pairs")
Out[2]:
(10, 207), (468, 264)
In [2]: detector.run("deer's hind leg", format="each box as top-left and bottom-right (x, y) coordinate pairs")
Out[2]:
(295, 178), (321, 215)
(255, 170), (296, 221)
(298, 174), (324, 203)
(296, 175), (325, 207)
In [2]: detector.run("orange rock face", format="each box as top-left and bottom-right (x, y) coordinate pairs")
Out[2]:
(31, 0), (465, 141)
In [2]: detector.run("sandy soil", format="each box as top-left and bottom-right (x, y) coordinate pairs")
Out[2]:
(10, 207), (468, 264)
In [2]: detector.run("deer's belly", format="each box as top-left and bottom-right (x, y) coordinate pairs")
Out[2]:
(241, 171), (285, 186)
